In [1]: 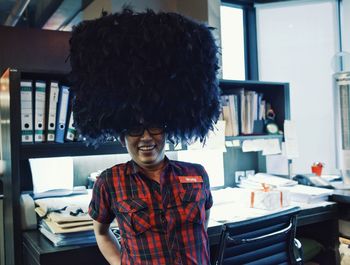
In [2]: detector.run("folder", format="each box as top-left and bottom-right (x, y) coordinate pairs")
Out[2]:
(228, 94), (239, 136)
(65, 110), (76, 141)
(20, 80), (34, 143)
(55, 85), (70, 143)
(46, 81), (59, 142)
(34, 81), (47, 142)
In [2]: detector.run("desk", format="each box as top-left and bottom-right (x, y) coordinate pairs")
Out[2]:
(331, 190), (350, 233)
(22, 231), (109, 265)
(22, 202), (340, 265)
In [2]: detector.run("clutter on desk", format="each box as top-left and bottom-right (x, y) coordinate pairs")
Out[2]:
(88, 170), (102, 188)
(239, 173), (333, 204)
(212, 185), (290, 211)
(34, 190), (92, 216)
(240, 172), (298, 188)
(32, 189), (118, 246)
(286, 185), (333, 204)
(293, 174), (333, 189)
(249, 183), (291, 210)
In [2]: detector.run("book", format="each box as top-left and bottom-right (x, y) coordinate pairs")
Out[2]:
(55, 85), (70, 143)
(46, 81), (59, 142)
(20, 80), (34, 143)
(65, 110), (76, 141)
(34, 81), (47, 142)
(228, 94), (239, 136)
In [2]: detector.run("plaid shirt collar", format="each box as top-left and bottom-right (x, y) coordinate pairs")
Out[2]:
(127, 156), (182, 175)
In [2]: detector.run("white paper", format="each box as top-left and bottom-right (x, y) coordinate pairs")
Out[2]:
(187, 120), (226, 152)
(284, 120), (299, 158)
(284, 140), (299, 158)
(262, 139), (281, 155)
(177, 149), (224, 187)
(30, 157), (74, 194)
(252, 139), (266, 151)
(242, 140), (255, 152)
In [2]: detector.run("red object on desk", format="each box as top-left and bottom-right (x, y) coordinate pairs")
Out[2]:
(311, 163), (323, 176)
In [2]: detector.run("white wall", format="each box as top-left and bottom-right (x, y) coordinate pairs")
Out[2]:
(256, 0), (339, 175)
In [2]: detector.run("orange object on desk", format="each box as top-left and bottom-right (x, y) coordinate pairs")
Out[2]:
(311, 163), (323, 176)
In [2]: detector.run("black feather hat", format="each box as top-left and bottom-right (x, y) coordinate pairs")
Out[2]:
(69, 8), (220, 145)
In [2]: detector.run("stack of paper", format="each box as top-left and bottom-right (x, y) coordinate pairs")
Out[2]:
(240, 173), (298, 189)
(34, 191), (104, 247)
(287, 185), (333, 204)
(39, 222), (96, 247)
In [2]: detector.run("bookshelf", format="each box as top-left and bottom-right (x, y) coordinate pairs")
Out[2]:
(219, 79), (290, 187)
(0, 68), (291, 264)
(0, 69), (291, 265)
(219, 79), (290, 135)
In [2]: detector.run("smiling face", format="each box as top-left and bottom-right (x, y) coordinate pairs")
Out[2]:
(121, 128), (166, 171)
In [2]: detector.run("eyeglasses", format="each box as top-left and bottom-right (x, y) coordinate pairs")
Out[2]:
(123, 124), (166, 137)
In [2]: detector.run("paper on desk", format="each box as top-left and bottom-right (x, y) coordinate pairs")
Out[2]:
(29, 157), (74, 194)
(241, 173), (297, 188)
(210, 203), (268, 223)
(287, 185), (333, 204)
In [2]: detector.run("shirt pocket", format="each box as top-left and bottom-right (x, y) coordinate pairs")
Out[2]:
(116, 198), (151, 237)
(167, 183), (206, 225)
(180, 186), (206, 224)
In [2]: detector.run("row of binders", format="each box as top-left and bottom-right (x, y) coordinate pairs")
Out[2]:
(20, 80), (77, 143)
(220, 89), (270, 136)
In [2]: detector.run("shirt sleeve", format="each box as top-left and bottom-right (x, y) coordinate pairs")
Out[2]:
(89, 171), (115, 224)
(198, 165), (213, 210)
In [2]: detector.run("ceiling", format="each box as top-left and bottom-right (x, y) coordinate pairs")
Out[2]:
(0, 0), (93, 30)
(0, 0), (293, 31)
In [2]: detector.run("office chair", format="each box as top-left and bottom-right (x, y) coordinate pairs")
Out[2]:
(215, 206), (303, 265)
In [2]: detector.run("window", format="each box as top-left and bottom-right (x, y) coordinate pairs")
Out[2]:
(220, 4), (246, 80)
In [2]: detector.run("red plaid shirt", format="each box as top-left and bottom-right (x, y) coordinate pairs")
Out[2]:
(89, 157), (213, 265)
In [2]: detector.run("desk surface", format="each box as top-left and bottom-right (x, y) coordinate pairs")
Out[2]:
(331, 189), (350, 204)
(23, 202), (338, 255)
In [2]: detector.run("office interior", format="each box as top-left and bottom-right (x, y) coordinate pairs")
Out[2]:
(1, 0), (350, 264)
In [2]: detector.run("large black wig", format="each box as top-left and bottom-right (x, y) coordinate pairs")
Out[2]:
(69, 8), (220, 145)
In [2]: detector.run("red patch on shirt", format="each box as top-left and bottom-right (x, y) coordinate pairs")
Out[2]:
(178, 176), (203, 183)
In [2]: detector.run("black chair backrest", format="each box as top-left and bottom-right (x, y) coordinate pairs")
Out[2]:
(216, 206), (301, 265)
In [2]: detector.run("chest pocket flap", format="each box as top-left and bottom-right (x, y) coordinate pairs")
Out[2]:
(116, 198), (151, 236)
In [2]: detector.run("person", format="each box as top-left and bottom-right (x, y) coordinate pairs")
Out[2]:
(69, 8), (220, 265)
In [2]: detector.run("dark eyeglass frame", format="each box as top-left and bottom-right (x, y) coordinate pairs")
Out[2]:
(122, 124), (166, 137)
